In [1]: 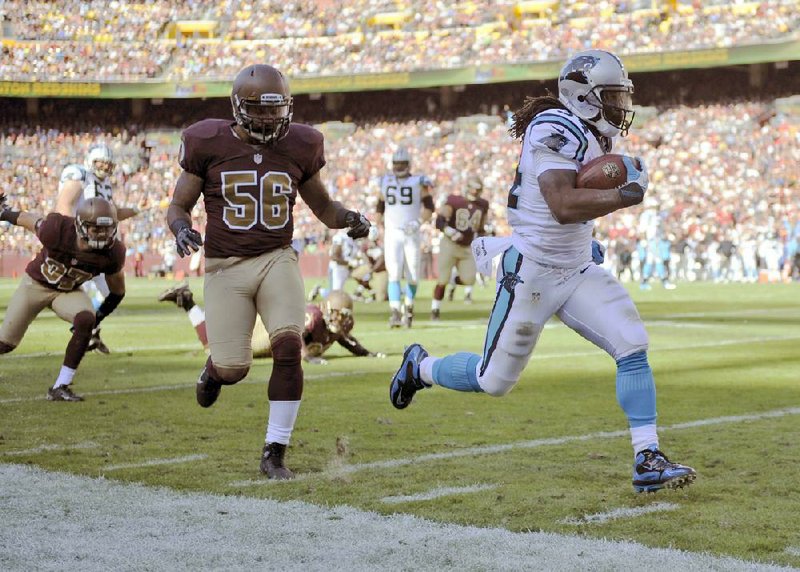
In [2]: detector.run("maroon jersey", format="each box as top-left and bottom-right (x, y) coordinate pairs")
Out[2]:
(302, 304), (370, 358)
(443, 195), (489, 246)
(26, 213), (126, 292)
(180, 119), (325, 258)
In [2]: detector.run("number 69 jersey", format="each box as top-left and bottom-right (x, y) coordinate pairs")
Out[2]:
(378, 173), (432, 232)
(179, 118), (326, 258)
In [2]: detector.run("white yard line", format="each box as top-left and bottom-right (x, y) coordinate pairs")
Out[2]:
(562, 502), (681, 525)
(381, 484), (497, 505)
(1, 441), (98, 456)
(229, 406), (800, 487)
(0, 463), (785, 572)
(102, 454), (208, 471)
(0, 369), (374, 404)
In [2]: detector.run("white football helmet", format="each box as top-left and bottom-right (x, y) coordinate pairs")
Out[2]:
(85, 143), (115, 180)
(392, 147), (411, 177)
(558, 50), (635, 138)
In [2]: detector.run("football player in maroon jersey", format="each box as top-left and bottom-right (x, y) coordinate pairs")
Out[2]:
(157, 284), (385, 363)
(167, 64), (371, 479)
(0, 195), (126, 401)
(430, 176), (489, 320)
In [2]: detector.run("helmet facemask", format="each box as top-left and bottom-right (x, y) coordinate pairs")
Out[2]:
(391, 147), (411, 177)
(324, 291), (355, 335)
(584, 85), (635, 137)
(466, 177), (483, 201)
(85, 144), (115, 180)
(75, 198), (118, 250)
(232, 92), (293, 146)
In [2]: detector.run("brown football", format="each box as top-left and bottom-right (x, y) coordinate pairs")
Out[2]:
(575, 154), (633, 189)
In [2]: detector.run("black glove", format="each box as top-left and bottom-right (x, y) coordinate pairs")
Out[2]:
(173, 224), (203, 258)
(344, 211), (371, 239)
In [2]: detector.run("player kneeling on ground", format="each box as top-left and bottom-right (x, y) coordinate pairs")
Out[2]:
(0, 195), (126, 401)
(158, 285), (385, 363)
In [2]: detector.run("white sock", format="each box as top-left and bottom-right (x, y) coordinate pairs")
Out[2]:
(431, 299), (441, 310)
(630, 424), (659, 455)
(265, 400), (301, 445)
(420, 356), (437, 385)
(53, 365), (76, 389)
(464, 286), (473, 296)
(187, 305), (205, 327)
(389, 301), (402, 311)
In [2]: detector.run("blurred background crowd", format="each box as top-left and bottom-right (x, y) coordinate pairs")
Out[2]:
(1, 0), (798, 81)
(0, 0), (798, 284)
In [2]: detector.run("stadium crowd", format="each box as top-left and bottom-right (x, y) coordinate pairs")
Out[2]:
(1, 1), (798, 81)
(1, 99), (798, 283)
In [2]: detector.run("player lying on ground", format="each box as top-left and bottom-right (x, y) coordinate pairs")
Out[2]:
(158, 284), (385, 364)
(389, 49), (696, 493)
(0, 195), (126, 401)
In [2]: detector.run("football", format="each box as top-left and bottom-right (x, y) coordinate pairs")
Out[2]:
(575, 154), (633, 189)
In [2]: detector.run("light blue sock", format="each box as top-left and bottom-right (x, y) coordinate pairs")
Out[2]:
(405, 283), (417, 302)
(388, 281), (402, 303)
(91, 297), (102, 311)
(616, 351), (657, 428)
(432, 352), (483, 392)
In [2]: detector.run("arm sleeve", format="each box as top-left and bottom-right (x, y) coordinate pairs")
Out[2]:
(337, 334), (371, 357)
(526, 112), (588, 165)
(35, 213), (63, 248)
(178, 130), (207, 178)
(300, 130), (326, 183)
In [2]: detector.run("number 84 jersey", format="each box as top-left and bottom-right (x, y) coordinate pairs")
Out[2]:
(378, 173), (432, 232)
(179, 119), (326, 258)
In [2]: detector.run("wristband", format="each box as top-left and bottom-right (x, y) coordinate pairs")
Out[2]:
(0, 210), (20, 225)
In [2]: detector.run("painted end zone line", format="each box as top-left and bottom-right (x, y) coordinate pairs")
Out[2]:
(229, 406), (800, 487)
(562, 502), (680, 525)
(381, 484), (497, 505)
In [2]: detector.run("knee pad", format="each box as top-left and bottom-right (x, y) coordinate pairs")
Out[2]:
(214, 365), (250, 385)
(479, 320), (541, 397)
(72, 311), (95, 335)
(269, 331), (303, 401)
(0, 341), (16, 354)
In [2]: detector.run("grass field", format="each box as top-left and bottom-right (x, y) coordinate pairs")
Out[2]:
(1, 277), (799, 569)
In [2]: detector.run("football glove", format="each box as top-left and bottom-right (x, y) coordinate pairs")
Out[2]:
(345, 211), (371, 239)
(591, 239), (605, 265)
(617, 156), (649, 207)
(175, 226), (203, 258)
(443, 226), (464, 243)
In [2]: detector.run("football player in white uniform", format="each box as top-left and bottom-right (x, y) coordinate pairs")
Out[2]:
(390, 50), (696, 493)
(55, 143), (140, 353)
(328, 228), (359, 292)
(374, 147), (434, 327)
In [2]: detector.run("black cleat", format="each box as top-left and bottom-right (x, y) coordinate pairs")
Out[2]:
(195, 367), (221, 408)
(633, 445), (697, 493)
(403, 305), (414, 328)
(260, 442), (294, 479)
(447, 285), (456, 302)
(389, 343), (430, 409)
(431, 308), (440, 321)
(87, 327), (110, 354)
(47, 385), (84, 402)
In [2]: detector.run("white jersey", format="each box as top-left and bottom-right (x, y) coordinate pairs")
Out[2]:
(329, 230), (358, 266)
(379, 173), (432, 232)
(59, 164), (114, 207)
(508, 107), (608, 267)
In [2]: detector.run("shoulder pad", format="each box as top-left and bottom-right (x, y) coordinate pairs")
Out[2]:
(526, 108), (591, 162)
(60, 164), (87, 183)
(286, 123), (324, 146)
(182, 118), (229, 141)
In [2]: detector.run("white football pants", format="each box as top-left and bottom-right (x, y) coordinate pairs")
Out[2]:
(477, 246), (649, 397)
(384, 228), (421, 283)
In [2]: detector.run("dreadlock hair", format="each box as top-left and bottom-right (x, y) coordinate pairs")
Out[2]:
(509, 92), (568, 141)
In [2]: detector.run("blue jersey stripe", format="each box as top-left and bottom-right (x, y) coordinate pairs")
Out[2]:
(532, 113), (589, 162)
(481, 246), (523, 377)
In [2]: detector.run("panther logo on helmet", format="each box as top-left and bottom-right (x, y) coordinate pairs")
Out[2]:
(85, 143), (115, 180)
(558, 50), (635, 138)
(392, 147), (411, 178)
(75, 197), (118, 250)
(324, 290), (354, 335)
(231, 64), (293, 146)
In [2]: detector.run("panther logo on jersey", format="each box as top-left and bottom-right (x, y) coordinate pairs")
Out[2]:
(538, 133), (569, 152)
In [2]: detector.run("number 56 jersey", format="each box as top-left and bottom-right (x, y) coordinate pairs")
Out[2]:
(179, 119), (326, 258)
